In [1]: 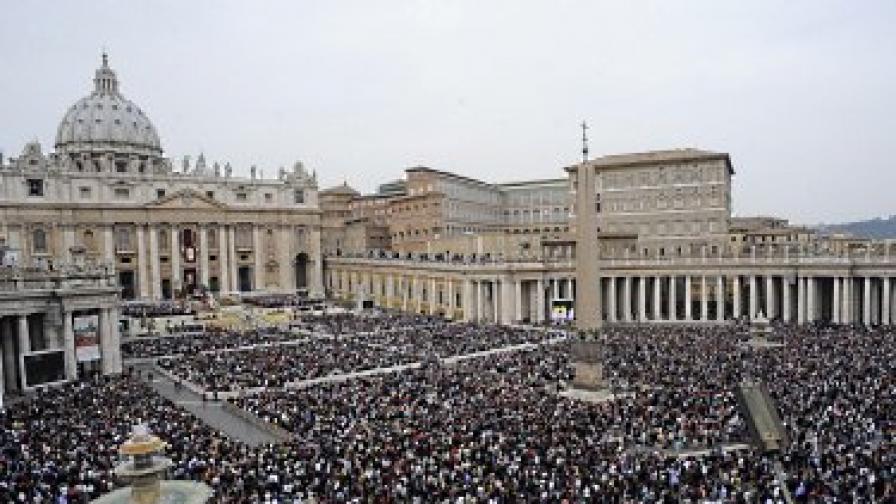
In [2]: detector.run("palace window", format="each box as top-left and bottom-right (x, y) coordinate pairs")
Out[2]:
(115, 228), (131, 251)
(294, 189), (305, 204)
(27, 179), (44, 197)
(235, 192), (248, 201)
(264, 193), (273, 203)
(157, 189), (166, 199)
(32, 229), (47, 253)
(79, 186), (92, 199)
(114, 187), (130, 199)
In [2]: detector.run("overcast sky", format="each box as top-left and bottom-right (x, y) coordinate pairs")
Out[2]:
(1, 1), (894, 224)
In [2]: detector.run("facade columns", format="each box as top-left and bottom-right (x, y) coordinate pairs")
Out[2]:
(832, 277), (841, 324)
(17, 315), (29, 391)
(765, 275), (775, 319)
(638, 276), (647, 322)
(170, 226), (180, 293)
(700, 276), (708, 321)
(782, 276), (792, 323)
(63, 310), (76, 380)
(668, 276), (677, 321)
(806, 276), (816, 323)
(883, 277), (891, 326)
(552, 278), (560, 301)
(463, 279), (474, 322)
(136, 225), (148, 299)
(607, 277), (617, 323)
(447, 279), (455, 319)
(477, 280), (485, 322)
(653, 276), (662, 321)
(199, 225), (210, 290)
(536, 278), (546, 323)
(864, 276), (872, 326)
(493, 279), (500, 324)
(515, 280), (523, 323)
(103, 226), (115, 270)
(430, 278), (437, 315)
(749, 275), (757, 320)
(149, 226), (161, 299)
(684, 276), (692, 321)
(253, 226), (264, 291)
(797, 276), (806, 325)
(716, 276), (724, 322)
(624, 276), (633, 322)
(733, 275), (741, 320)
(228, 226), (238, 292)
(218, 225), (229, 295)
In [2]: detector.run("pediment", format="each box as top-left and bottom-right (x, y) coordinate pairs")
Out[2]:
(148, 189), (228, 210)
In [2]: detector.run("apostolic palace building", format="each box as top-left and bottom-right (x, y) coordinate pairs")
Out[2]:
(1, 53), (896, 404)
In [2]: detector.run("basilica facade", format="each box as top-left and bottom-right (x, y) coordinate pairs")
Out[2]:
(0, 54), (323, 299)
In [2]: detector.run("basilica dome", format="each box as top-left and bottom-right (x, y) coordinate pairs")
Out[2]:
(55, 54), (162, 158)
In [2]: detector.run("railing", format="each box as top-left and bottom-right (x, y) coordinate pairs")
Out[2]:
(0, 263), (116, 291)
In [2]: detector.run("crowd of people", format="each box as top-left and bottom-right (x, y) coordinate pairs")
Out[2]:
(154, 316), (556, 391)
(2, 318), (893, 502)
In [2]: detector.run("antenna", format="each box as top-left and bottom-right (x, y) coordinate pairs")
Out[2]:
(581, 121), (589, 163)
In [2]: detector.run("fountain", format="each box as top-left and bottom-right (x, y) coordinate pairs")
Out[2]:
(92, 424), (211, 504)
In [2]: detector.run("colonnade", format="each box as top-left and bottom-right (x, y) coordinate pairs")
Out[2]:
(602, 273), (895, 325)
(0, 306), (121, 407)
(326, 259), (896, 327)
(125, 222), (322, 300)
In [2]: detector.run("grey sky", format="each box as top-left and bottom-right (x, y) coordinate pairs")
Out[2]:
(1, 1), (894, 224)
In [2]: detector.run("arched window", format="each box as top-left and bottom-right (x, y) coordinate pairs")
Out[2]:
(33, 229), (47, 253)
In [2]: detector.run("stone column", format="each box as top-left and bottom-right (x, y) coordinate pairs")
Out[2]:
(493, 279), (500, 324)
(149, 226), (161, 300)
(567, 277), (574, 304)
(63, 310), (76, 380)
(477, 280), (485, 322)
(749, 275), (758, 320)
(99, 308), (122, 374)
(864, 276), (872, 326)
(62, 225), (75, 262)
(463, 279), (474, 322)
(807, 276), (816, 323)
(552, 278), (560, 301)
(733, 275), (741, 320)
(797, 276), (806, 325)
(103, 225), (115, 271)
(716, 276), (724, 322)
(624, 276), (633, 322)
(684, 276), (692, 321)
(199, 225), (210, 289)
(278, 226), (292, 293)
(637, 276), (647, 322)
(0, 321), (4, 408)
(765, 275), (775, 319)
(832, 277), (841, 325)
(18, 315), (29, 390)
(515, 280), (523, 322)
(653, 276), (662, 321)
(668, 276), (677, 322)
(447, 279), (455, 319)
(700, 276), (708, 321)
(229, 226), (238, 292)
(536, 278), (545, 323)
(309, 226), (324, 297)
(783, 276), (792, 323)
(430, 278), (438, 315)
(170, 226), (180, 294)
(218, 225), (229, 295)
(608, 277), (617, 323)
(2, 318), (16, 398)
(883, 277), (891, 326)
(253, 226), (264, 291)
(136, 224), (149, 299)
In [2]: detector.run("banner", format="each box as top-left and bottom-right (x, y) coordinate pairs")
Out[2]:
(74, 314), (100, 362)
(551, 299), (575, 321)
